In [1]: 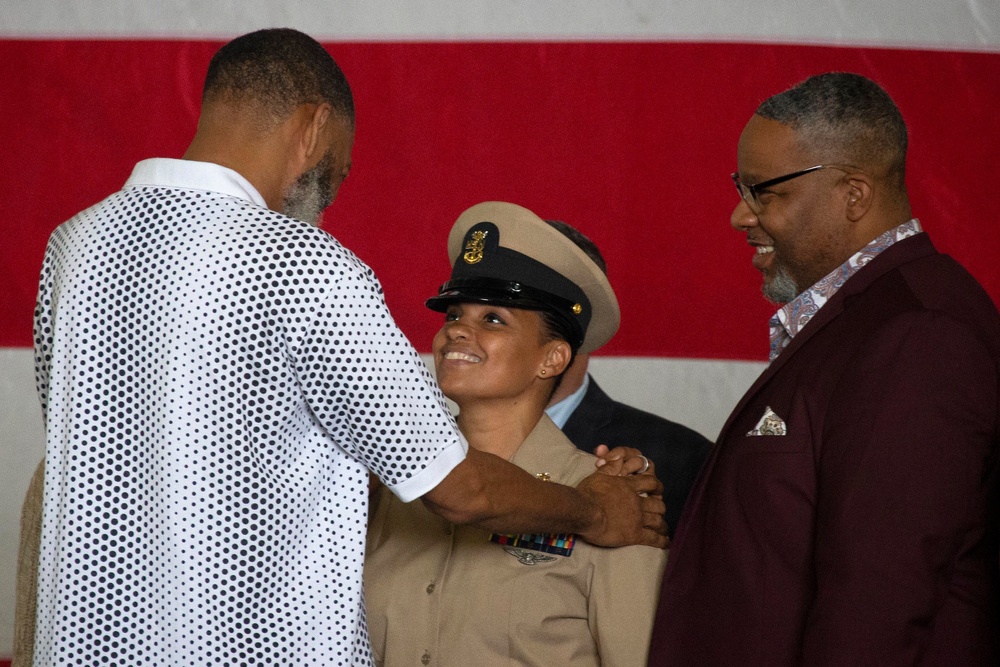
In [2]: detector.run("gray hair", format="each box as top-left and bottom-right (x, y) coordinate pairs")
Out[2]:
(758, 72), (907, 189)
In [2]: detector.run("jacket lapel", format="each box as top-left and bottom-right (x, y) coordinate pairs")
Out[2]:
(716, 233), (938, 442)
(580, 377), (616, 432)
(676, 234), (939, 538)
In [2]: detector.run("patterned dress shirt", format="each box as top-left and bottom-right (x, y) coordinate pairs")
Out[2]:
(769, 219), (923, 361)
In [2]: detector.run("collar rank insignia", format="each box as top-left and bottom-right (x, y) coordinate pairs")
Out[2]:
(503, 546), (556, 565)
(462, 230), (488, 264)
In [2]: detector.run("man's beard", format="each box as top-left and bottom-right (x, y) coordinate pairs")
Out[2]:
(282, 151), (334, 226)
(762, 263), (800, 304)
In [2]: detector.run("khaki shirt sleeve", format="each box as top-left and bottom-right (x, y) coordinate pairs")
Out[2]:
(14, 457), (45, 667)
(588, 544), (667, 666)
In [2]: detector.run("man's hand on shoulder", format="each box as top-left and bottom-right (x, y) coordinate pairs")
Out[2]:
(575, 470), (669, 549)
(594, 444), (657, 479)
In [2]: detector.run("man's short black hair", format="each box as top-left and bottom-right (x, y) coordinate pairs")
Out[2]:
(544, 219), (608, 275)
(204, 28), (354, 128)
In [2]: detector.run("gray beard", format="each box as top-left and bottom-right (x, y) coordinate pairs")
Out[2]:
(282, 152), (333, 226)
(762, 263), (800, 304)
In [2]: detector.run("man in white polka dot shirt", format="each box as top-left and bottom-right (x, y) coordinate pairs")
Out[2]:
(27, 28), (667, 666)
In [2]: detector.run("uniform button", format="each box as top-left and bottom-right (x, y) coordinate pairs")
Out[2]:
(421, 651), (431, 665)
(426, 583), (435, 594)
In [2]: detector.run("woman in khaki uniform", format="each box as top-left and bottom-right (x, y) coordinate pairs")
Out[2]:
(365, 202), (666, 666)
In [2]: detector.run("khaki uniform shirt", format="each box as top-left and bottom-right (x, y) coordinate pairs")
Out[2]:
(14, 458), (44, 667)
(365, 416), (667, 666)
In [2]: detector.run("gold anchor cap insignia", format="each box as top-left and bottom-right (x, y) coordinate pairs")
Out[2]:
(463, 230), (488, 264)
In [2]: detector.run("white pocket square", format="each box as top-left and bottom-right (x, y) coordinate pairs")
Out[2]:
(747, 406), (787, 436)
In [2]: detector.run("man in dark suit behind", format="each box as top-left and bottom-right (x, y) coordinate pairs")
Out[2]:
(649, 72), (1000, 665)
(544, 220), (712, 538)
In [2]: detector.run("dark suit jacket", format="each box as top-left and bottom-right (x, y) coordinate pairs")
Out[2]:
(561, 377), (711, 538)
(649, 233), (1000, 666)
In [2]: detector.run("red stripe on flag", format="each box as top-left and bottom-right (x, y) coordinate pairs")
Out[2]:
(2, 40), (998, 359)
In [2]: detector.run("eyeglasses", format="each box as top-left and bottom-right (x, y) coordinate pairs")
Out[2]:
(731, 164), (851, 214)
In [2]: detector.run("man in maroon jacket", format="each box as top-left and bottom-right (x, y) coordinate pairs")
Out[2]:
(649, 72), (1000, 665)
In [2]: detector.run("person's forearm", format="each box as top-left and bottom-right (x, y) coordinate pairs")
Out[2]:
(421, 447), (667, 548)
(421, 447), (598, 535)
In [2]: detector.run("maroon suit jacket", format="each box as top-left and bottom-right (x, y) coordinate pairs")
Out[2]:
(649, 233), (1000, 666)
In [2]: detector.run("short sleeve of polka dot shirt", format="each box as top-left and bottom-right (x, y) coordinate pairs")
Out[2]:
(31, 158), (466, 666)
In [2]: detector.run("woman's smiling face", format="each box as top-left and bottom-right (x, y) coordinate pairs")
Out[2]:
(432, 302), (559, 405)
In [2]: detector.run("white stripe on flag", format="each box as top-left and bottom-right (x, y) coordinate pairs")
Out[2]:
(1, 0), (998, 50)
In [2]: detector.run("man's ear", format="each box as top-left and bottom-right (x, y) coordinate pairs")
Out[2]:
(844, 173), (873, 222)
(301, 102), (332, 162)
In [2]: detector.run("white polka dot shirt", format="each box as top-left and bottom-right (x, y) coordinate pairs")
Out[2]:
(32, 158), (466, 666)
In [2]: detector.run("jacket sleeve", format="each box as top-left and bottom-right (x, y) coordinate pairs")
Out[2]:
(802, 310), (998, 664)
(588, 544), (668, 666)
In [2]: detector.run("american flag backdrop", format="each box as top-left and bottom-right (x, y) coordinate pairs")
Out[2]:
(1, 1), (998, 657)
